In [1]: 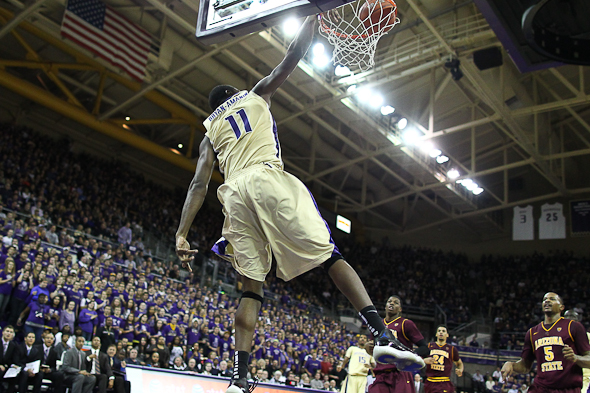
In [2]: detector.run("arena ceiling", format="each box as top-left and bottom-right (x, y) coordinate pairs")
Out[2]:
(0, 0), (589, 241)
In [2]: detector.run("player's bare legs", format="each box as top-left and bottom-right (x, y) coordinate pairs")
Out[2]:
(327, 259), (372, 310)
(234, 278), (263, 352)
(228, 276), (264, 393)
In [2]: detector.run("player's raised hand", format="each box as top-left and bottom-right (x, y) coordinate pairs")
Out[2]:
(365, 340), (374, 356)
(563, 345), (577, 363)
(501, 361), (513, 379)
(455, 368), (463, 377)
(176, 236), (197, 271)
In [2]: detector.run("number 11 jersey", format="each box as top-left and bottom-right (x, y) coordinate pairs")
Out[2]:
(203, 90), (283, 180)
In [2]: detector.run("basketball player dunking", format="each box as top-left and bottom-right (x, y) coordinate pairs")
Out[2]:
(175, 15), (424, 393)
(366, 296), (429, 393)
(424, 325), (463, 393)
(502, 292), (590, 393)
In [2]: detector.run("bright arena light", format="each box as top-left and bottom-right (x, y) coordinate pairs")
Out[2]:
(369, 94), (384, 108)
(312, 43), (325, 56)
(347, 84), (357, 93)
(402, 128), (421, 145)
(356, 88), (372, 102)
(282, 18), (301, 37)
(125, 116), (130, 121)
(472, 187), (484, 195)
(447, 169), (460, 179)
(178, 143), (183, 149)
(464, 181), (479, 191)
(429, 149), (442, 158)
(398, 118), (408, 130)
(436, 155), (449, 164)
(380, 105), (395, 116)
(312, 54), (330, 68)
(419, 141), (433, 153)
(335, 65), (351, 76)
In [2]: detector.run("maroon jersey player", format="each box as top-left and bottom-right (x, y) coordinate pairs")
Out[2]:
(367, 296), (427, 393)
(502, 292), (590, 393)
(424, 325), (463, 393)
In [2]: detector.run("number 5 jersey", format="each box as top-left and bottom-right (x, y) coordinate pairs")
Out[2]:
(521, 317), (590, 389)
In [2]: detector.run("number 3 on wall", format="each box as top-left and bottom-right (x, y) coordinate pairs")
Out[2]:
(225, 109), (252, 139)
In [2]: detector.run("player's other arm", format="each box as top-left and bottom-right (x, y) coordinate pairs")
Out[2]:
(502, 328), (534, 378)
(501, 357), (533, 378)
(564, 348), (590, 368)
(563, 320), (590, 368)
(454, 359), (464, 377)
(341, 356), (350, 369)
(252, 16), (317, 105)
(175, 136), (216, 265)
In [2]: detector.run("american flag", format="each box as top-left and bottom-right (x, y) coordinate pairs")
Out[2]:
(61, 0), (152, 81)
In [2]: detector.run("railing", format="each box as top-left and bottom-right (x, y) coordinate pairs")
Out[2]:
(374, 13), (491, 68)
(6, 208), (178, 264)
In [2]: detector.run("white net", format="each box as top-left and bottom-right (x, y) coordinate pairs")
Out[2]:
(318, 0), (400, 71)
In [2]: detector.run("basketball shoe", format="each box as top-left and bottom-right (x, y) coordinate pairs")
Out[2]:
(373, 329), (426, 372)
(226, 378), (258, 393)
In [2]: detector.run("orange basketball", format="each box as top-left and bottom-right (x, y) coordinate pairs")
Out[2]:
(358, 0), (398, 35)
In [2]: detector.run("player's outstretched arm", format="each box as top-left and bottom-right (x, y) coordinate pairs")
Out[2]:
(175, 136), (216, 265)
(501, 358), (532, 379)
(252, 15), (317, 105)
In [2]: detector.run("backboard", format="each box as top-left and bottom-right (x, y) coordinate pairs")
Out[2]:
(196, 0), (356, 45)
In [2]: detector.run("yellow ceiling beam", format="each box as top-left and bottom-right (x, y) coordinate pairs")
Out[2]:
(113, 118), (190, 125)
(0, 59), (97, 71)
(0, 67), (223, 184)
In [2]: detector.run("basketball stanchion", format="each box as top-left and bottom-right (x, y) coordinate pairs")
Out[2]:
(318, 0), (400, 71)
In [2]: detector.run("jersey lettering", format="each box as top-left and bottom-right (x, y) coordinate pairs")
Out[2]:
(225, 108), (252, 139)
(429, 349), (449, 371)
(534, 336), (565, 374)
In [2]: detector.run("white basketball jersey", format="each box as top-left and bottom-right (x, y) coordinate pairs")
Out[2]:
(539, 202), (566, 239)
(203, 90), (283, 180)
(513, 205), (534, 241)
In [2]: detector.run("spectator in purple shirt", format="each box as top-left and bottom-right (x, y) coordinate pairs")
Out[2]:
(303, 352), (322, 377)
(27, 278), (50, 304)
(117, 223), (132, 245)
(59, 300), (76, 331)
(9, 269), (33, 325)
(18, 293), (50, 343)
(0, 258), (16, 319)
(161, 315), (180, 345)
(78, 300), (98, 340)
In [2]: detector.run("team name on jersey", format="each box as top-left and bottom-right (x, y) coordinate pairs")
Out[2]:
(430, 349), (449, 358)
(208, 91), (249, 122)
(535, 336), (565, 373)
(534, 336), (564, 350)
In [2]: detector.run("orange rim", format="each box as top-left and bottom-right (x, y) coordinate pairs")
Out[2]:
(319, 0), (398, 40)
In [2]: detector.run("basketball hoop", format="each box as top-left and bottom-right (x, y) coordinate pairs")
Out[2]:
(318, 0), (400, 71)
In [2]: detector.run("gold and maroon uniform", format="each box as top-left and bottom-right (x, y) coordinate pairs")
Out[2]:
(369, 317), (424, 393)
(424, 342), (459, 393)
(521, 317), (590, 393)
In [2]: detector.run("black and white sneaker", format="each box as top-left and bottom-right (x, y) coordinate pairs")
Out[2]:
(373, 329), (425, 372)
(226, 378), (258, 393)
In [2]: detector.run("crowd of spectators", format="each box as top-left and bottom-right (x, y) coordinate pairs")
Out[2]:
(0, 123), (588, 393)
(477, 366), (534, 393)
